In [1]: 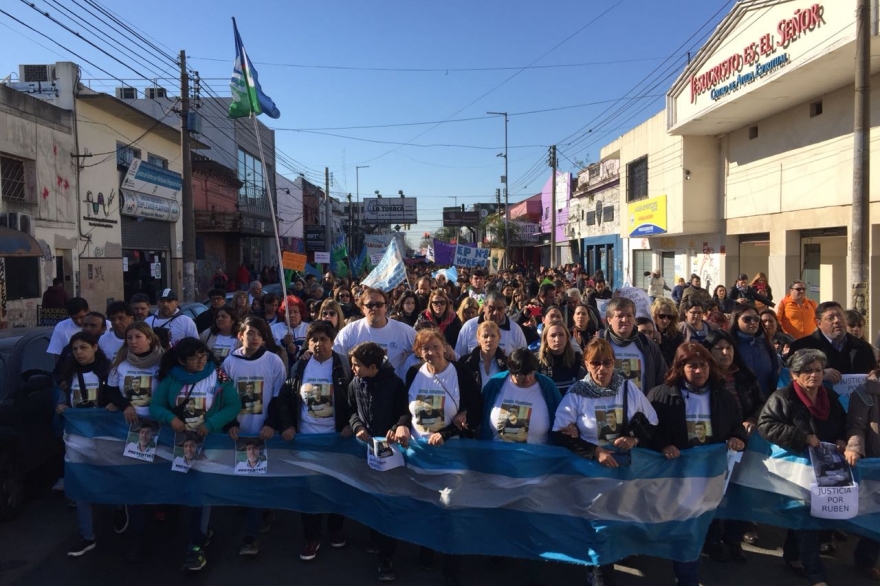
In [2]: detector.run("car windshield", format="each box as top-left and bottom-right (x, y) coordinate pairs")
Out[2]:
(21, 336), (53, 375)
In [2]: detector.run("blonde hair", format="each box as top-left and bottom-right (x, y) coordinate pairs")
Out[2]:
(457, 297), (480, 323)
(113, 322), (162, 368)
(476, 320), (501, 338)
(538, 323), (576, 369)
(651, 297), (680, 337)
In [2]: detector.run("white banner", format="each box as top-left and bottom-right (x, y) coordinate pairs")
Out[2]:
(454, 245), (489, 268)
(833, 374), (867, 397)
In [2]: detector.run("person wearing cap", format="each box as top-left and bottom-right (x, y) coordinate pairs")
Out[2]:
(148, 289), (198, 348)
(648, 269), (671, 302)
(730, 273), (773, 307)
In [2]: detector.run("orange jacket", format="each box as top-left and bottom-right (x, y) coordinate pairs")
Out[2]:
(776, 295), (818, 339)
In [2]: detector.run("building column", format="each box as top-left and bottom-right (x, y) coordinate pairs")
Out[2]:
(722, 233), (740, 288)
(768, 228), (800, 301)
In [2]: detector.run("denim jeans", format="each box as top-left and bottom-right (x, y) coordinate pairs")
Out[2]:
(76, 501), (94, 541)
(188, 506), (212, 546)
(244, 508), (263, 540)
(783, 529), (825, 584)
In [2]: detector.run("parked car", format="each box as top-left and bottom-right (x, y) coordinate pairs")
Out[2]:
(201, 283), (286, 306)
(0, 327), (63, 520)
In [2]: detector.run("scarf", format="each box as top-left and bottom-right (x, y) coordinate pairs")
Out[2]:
(126, 345), (163, 369)
(568, 371), (624, 399)
(793, 380), (830, 421)
(605, 327), (638, 347)
(425, 308), (456, 333)
(170, 361), (217, 385)
(682, 379), (710, 396)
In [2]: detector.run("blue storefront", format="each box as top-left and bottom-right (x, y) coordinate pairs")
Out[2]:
(581, 234), (622, 288)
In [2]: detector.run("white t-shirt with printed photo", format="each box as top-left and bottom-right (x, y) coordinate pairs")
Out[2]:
(408, 362), (459, 440)
(222, 349), (287, 435)
(299, 357), (336, 435)
(99, 331), (125, 362)
(175, 371), (218, 431)
(489, 378), (550, 445)
(69, 370), (101, 407)
(683, 390), (713, 447)
(333, 318), (415, 380)
(108, 360), (161, 417)
(609, 343), (645, 392)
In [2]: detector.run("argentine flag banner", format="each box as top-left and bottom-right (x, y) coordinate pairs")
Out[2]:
(64, 411), (728, 565)
(360, 238), (406, 292)
(229, 17), (280, 119)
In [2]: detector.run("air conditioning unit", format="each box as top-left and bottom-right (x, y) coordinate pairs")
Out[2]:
(1, 212), (35, 236)
(20, 64), (55, 83)
(146, 87), (167, 99)
(115, 87), (137, 100)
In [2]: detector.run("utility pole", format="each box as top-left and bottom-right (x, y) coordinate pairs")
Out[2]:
(488, 112), (509, 251)
(347, 193), (353, 255)
(549, 145), (557, 268)
(179, 50), (195, 302)
(356, 165), (369, 253)
(852, 0), (870, 320)
(324, 167), (331, 262)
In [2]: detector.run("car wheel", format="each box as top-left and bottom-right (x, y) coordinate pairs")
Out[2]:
(0, 450), (24, 520)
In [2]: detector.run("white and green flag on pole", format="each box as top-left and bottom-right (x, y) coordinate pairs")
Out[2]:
(229, 18), (280, 119)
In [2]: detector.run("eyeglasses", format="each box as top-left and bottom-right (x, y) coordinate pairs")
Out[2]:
(791, 287), (805, 292)
(740, 316), (760, 324)
(364, 302), (386, 309)
(589, 359), (615, 368)
(657, 314), (674, 320)
(430, 300), (447, 306)
(186, 353), (208, 363)
(321, 310), (338, 317)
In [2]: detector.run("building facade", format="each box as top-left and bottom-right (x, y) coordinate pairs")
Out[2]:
(570, 158), (623, 286)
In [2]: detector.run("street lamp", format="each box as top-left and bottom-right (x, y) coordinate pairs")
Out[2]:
(487, 111), (509, 252)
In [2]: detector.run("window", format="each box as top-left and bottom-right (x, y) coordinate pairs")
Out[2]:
(588, 164), (600, 179)
(632, 250), (653, 290)
(626, 156), (648, 202)
(810, 101), (823, 118)
(4, 257), (40, 299)
(238, 148), (265, 202)
(749, 126), (759, 140)
(586, 211), (596, 226)
(603, 206), (614, 222)
(116, 142), (141, 167)
(147, 153), (168, 169)
(0, 156), (26, 201)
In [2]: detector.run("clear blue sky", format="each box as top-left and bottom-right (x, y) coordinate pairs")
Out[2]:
(2, 0), (734, 247)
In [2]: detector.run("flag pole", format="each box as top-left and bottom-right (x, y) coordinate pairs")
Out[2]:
(250, 113), (291, 338)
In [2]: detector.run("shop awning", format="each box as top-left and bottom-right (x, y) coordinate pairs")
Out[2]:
(0, 227), (42, 256)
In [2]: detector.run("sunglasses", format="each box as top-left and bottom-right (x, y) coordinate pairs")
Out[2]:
(364, 302), (386, 309)
(740, 316), (760, 324)
(431, 300), (447, 306)
(589, 359), (615, 368)
(321, 310), (338, 317)
(657, 314), (674, 320)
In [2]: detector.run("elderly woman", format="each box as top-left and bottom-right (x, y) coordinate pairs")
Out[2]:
(537, 321), (583, 395)
(758, 349), (847, 586)
(480, 348), (561, 445)
(652, 297), (684, 366)
(458, 321), (507, 391)
(729, 304), (779, 399)
(845, 369), (880, 580)
(678, 299), (716, 343)
(647, 343), (747, 585)
(414, 291), (462, 349)
(552, 337), (657, 586)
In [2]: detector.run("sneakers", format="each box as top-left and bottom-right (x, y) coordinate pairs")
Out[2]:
(329, 531), (347, 548)
(300, 541), (321, 561)
(819, 541), (837, 557)
(259, 510), (276, 534)
(239, 537), (260, 556)
(378, 559), (396, 582)
(67, 538), (96, 558)
(113, 505), (129, 534)
(182, 545), (206, 571)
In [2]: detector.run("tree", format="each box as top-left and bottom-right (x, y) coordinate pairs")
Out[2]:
(433, 226), (459, 243)
(481, 215), (523, 246)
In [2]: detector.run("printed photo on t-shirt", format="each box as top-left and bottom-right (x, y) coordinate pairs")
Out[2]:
(687, 418), (713, 446)
(414, 394), (446, 433)
(616, 358), (642, 390)
(171, 430), (203, 473)
(73, 381), (100, 407)
(497, 401), (532, 443)
(594, 406), (624, 444)
(211, 345), (232, 361)
(302, 382), (334, 418)
(177, 396), (207, 430)
(124, 374), (152, 407)
(237, 379), (264, 415)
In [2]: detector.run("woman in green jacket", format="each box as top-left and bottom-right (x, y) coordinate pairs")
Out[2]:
(150, 337), (240, 572)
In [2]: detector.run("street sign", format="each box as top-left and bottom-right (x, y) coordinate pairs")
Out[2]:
(305, 225), (325, 252)
(362, 197), (417, 223)
(442, 210), (480, 227)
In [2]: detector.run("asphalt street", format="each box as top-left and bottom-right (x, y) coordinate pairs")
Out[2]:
(0, 493), (868, 586)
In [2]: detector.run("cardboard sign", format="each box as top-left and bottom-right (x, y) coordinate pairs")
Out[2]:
(833, 374), (867, 398)
(810, 483), (859, 519)
(616, 286), (652, 319)
(367, 439), (404, 471)
(453, 245), (489, 268)
(314, 251), (330, 264)
(282, 251), (307, 272)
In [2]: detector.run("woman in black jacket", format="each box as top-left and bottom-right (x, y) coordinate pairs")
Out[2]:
(757, 348), (847, 586)
(702, 329), (765, 561)
(414, 291), (463, 349)
(458, 321), (507, 391)
(273, 320), (352, 562)
(646, 342), (747, 586)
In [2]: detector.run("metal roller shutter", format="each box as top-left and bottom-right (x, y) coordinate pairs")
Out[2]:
(121, 217), (171, 251)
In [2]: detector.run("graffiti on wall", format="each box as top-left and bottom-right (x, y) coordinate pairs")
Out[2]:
(82, 188), (118, 229)
(691, 241), (721, 291)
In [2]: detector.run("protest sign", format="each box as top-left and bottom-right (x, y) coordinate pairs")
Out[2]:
(453, 245), (489, 268)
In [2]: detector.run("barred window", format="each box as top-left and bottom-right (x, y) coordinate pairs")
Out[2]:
(116, 142), (141, 167)
(0, 156), (26, 201)
(147, 153), (168, 169)
(626, 156), (648, 202)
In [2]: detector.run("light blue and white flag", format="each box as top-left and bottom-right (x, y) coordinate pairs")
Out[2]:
(432, 266), (458, 283)
(360, 238), (406, 292)
(63, 410), (728, 566)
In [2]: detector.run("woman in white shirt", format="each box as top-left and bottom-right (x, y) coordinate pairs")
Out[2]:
(200, 306), (240, 361)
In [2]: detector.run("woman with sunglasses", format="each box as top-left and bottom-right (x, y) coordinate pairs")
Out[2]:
(414, 291), (462, 348)
(552, 338), (657, 586)
(651, 298), (684, 366)
(317, 298), (345, 331)
(334, 286), (361, 321)
(729, 304), (779, 399)
(647, 343), (748, 585)
(391, 290), (420, 328)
